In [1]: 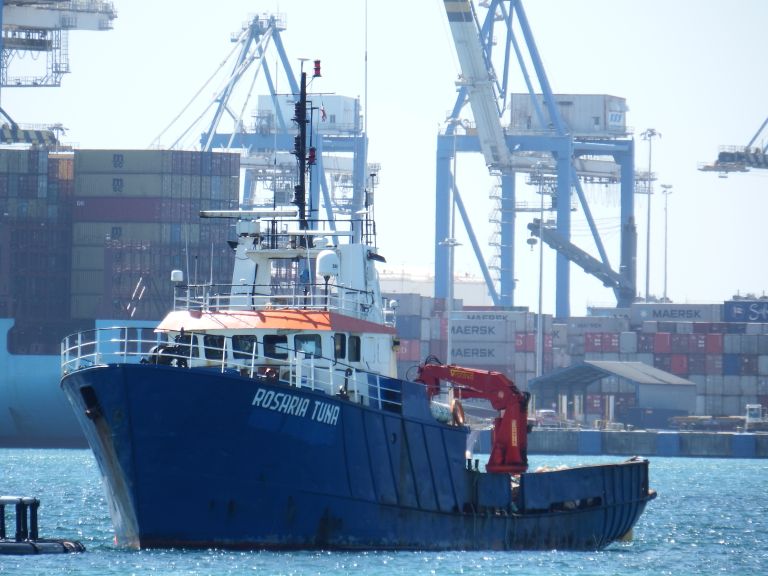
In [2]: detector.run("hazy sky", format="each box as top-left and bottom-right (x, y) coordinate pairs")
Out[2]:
(2, 0), (766, 315)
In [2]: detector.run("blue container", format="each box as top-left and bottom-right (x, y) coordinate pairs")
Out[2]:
(724, 300), (768, 323)
(396, 315), (422, 340)
(723, 354), (741, 375)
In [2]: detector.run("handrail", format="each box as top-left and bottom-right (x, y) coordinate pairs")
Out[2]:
(61, 327), (402, 412)
(173, 282), (376, 319)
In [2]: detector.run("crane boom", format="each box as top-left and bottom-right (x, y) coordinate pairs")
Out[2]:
(443, 0), (513, 172)
(416, 360), (530, 474)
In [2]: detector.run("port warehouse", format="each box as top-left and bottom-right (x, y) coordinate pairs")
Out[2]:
(0, 148), (239, 356)
(386, 292), (768, 429)
(0, 148), (766, 431)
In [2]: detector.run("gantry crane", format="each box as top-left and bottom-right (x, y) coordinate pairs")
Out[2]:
(0, 0), (116, 144)
(1, 0), (116, 87)
(436, 0), (637, 317)
(699, 117), (768, 176)
(156, 14), (376, 236)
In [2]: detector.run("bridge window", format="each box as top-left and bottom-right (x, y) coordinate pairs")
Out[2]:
(348, 335), (361, 362)
(203, 334), (225, 360)
(334, 333), (346, 360)
(232, 335), (258, 359)
(295, 334), (321, 358)
(263, 334), (288, 359)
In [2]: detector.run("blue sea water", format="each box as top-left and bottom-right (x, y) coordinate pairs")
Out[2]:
(1, 449), (767, 575)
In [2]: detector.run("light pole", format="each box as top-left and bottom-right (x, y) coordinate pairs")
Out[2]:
(661, 184), (673, 302)
(440, 237), (461, 364)
(641, 128), (661, 302)
(536, 165), (545, 378)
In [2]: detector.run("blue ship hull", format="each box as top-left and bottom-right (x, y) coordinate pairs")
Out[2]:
(61, 363), (654, 550)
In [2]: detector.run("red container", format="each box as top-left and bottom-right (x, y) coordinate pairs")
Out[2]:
(514, 332), (535, 352)
(602, 332), (620, 353)
(670, 354), (689, 375)
(396, 339), (421, 362)
(705, 333), (724, 354)
(654, 332), (672, 354)
(689, 334), (707, 353)
(585, 332), (603, 353)
(544, 334), (553, 351)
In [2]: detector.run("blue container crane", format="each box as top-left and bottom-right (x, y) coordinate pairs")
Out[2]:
(436, 0), (637, 317)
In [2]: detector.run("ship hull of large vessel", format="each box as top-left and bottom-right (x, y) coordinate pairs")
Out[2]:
(61, 364), (653, 550)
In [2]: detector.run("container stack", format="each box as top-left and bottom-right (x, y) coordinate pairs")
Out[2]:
(387, 297), (768, 422)
(0, 149), (74, 354)
(71, 149), (239, 321)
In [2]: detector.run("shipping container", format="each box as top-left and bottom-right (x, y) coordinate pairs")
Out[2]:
(706, 354), (723, 375)
(723, 354), (741, 376)
(568, 316), (628, 334)
(75, 149), (174, 174)
(688, 354), (707, 375)
(510, 93), (627, 137)
(740, 376), (758, 396)
(450, 319), (514, 343)
(514, 332), (536, 353)
(675, 322), (694, 334)
(741, 334), (759, 355)
(551, 323), (568, 347)
(602, 332), (619, 353)
(689, 334), (707, 354)
(692, 322), (711, 334)
(629, 303), (722, 327)
(759, 355), (768, 376)
(705, 375), (724, 396)
(671, 333), (690, 354)
(705, 333), (724, 354)
(721, 395), (742, 416)
(71, 246), (105, 269)
(726, 322), (747, 334)
(654, 332), (672, 353)
(450, 341), (514, 366)
(670, 354), (688, 376)
(395, 314), (422, 340)
(584, 332), (603, 352)
(637, 332), (655, 353)
(723, 300), (768, 323)
(72, 196), (165, 223)
(619, 331), (637, 354)
(741, 355), (758, 376)
(395, 338), (421, 362)
(70, 269), (105, 294)
(653, 354), (672, 372)
(75, 173), (168, 197)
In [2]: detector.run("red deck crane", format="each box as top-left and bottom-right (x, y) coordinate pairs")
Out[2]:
(416, 360), (530, 475)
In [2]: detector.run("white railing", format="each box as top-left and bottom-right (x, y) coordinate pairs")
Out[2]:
(60, 327), (403, 412)
(173, 282), (376, 320)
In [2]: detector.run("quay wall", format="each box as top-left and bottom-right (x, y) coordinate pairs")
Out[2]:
(504, 430), (768, 458)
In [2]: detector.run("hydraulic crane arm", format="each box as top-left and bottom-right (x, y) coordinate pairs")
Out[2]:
(416, 359), (530, 474)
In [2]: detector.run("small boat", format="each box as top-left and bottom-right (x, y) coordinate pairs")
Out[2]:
(59, 73), (655, 551)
